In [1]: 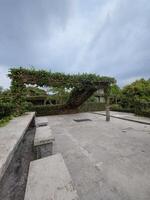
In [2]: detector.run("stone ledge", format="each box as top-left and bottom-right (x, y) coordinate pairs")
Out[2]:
(24, 154), (79, 200)
(34, 126), (55, 147)
(0, 112), (35, 181)
(35, 117), (48, 127)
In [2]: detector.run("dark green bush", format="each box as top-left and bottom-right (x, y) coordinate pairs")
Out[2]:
(29, 104), (66, 116)
(29, 102), (105, 116)
(134, 100), (150, 117)
(110, 104), (134, 113)
(110, 103), (150, 118)
(0, 115), (13, 127)
(79, 102), (105, 112)
(0, 103), (14, 120)
(136, 109), (150, 118)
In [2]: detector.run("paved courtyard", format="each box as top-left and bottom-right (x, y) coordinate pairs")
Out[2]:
(48, 112), (150, 200)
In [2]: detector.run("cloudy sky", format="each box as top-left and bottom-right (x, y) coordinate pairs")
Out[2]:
(0, 0), (150, 88)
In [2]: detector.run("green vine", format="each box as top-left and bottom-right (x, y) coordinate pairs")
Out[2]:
(8, 67), (116, 115)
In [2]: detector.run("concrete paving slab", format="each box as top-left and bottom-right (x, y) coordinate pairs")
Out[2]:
(0, 112), (35, 181)
(47, 112), (150, 200)
(34, 126), (55, 146)
(94, 111), (150, 125)
(35, 117), (48, 127)
(24, 154), (79, 200)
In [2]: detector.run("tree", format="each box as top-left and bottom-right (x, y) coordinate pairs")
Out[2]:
(0, 86), (3, 94)
(26, 87), (47, 96)
(48, 87), (70, 104)
(120, 79), (150, 109)
(110, 84), (121, 104)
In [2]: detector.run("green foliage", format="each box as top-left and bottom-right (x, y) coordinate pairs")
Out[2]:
(0, 87), (14, 126)
(9, 67), (115, 115)
(86, 95), (97, 103)
(0, 86), (3, 94)
(134, 100), (150, 117)
(136, 109), (150, 118)
(110, 84), (121, 104)
(110, 104), (134, 113)
(111, 84), (121, 95)
(48, 87), (70, 104)
(0, 102), (14, 119)
(8, 67), (115, 89)
(0, 116), (13, 127)
(79, 102), (105, 112)
(26, 86), (47, 96)
(120, 79), (150, 109)
(29, 104), (66, 116)
(110, 79), (150, 117)
(28, 103), (105, 116)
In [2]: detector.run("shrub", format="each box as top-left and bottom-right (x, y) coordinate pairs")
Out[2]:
(0, 115), (13, 127)
(134, 100), (150, 117)
(0, 103), (14, 120)
(110, 104), (134, 113)
(79, 102), (105, 112)
(28, 102), (106, 116)
(29, 104), (67, 116)
(137, 109), (150, 118)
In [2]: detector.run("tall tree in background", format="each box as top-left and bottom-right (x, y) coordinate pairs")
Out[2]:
(110, 84), (121, 104)
(0, 86), (3, 94)
(121, 79), (150, 109)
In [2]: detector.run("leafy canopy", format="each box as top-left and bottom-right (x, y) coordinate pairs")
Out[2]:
(8, 67), (115, 115)
(8, 67), (116, 88)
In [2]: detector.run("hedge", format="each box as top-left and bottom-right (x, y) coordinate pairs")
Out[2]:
(0, 116), (12, 127)
(136, 109), (150, 118)
(110, 104), (134, 113)
(29, 103), (105, 116)
(79, 102), (105, 112)
(134, 101), (150, 115)
(29, 104), (68, 116)
(110, 104), (150, 118)
(0, 103), (14, 120)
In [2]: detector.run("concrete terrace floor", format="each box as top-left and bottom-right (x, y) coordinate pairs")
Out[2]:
(47, 112), (150, 200)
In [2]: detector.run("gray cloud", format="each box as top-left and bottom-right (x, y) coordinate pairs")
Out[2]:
(0, 0), (72, 66)
(0, 0), (150, 88)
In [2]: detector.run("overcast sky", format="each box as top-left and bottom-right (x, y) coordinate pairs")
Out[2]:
(0, 0), (150, 88)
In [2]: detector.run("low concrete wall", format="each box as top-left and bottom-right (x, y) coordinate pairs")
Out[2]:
(0, 112), (35, 181)
(0, 126), (36, 200)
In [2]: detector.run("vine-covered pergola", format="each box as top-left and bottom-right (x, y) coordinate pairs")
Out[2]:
(9, 68), (116, 121)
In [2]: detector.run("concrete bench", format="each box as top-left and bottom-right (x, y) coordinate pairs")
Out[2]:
(35, 117), (48, 127)
(34, 126), (55, 159)
(24, 154), (79, 200)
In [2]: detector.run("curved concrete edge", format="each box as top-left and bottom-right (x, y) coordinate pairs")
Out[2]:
(93, 112), (150, 125)
(0, 112), (35, 181)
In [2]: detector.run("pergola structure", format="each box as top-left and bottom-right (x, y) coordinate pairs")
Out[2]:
(9, 68), (116, 121)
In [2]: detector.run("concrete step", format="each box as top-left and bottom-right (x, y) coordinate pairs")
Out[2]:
(24, 154), (79, 200)
(35, 117), (48, 127)
(34, 126), (55, 159)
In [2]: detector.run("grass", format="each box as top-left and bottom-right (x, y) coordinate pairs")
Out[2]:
(0, 116), (13, 127)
